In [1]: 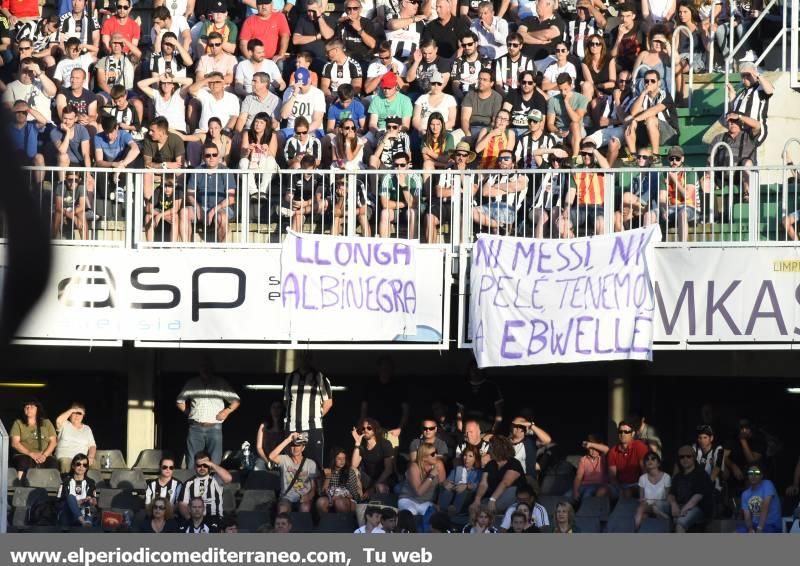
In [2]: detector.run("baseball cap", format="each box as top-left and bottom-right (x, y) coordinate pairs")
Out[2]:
(429, 70), (444, 84)
(739, 61), (757, 75)
(528, 109), (544, 123)
(256, 0), (272, 4)
(294, 67), (310, 85)
(210, 0), (227, 12)
(292, 436), (308, 446)
(667, 146), (684, 158)
(385, 115), (402, 126)
(380, 72), (398, 89)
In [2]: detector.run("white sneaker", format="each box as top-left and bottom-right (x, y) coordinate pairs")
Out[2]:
(740, 50), (756, 63)
(279, 206), (293, 218)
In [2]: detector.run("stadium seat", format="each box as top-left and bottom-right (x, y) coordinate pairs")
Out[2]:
(639, 517), (671, 533)
(132, 449), (164, 473)
(222, 489), (236, 515)
(94, 450), (127, 469)
(288, 512), (314, 533)
(243, 470), (280, 491)
(576, 495), (611, 521)
(172, 468), (195, 482)
(11, 487), (49, 530)
(237, 489), (276, 512)
(316, 513), (357, 533)
(236, 510), (270, 532)
(606, 498), (638, 533)
(86, 469), (106, 488)
(565, 454), (582, 469)
(25, 468), (63, 492)
(536, 495), (561, 521)
(109, 469), (146, 491)
(538, 461), (576, 495)
(97, 488), (144, 513)
(575, 516), (602, 533)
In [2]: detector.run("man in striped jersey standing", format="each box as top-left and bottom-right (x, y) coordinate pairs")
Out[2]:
(283, 352), (333, 469)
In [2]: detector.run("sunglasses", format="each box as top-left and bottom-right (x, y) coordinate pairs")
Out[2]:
(636, 154), (650, 159)
(196, 463), (209, 468)
(204, 153), (219, 158)
(346, 5), (360, 10)
(342, 125), (355, 131)
(296, 130), (309, 135)
(117, 4), (130, 9)
(618, 429), (633, 434)
(669, 156), (682, 162)
(361, 425), (373, 431)
(455, 152), (470, 157)
(209, 42), (222, 47)
(66, 178), (80, 183)
(461, 41), (475, 47)
(555, 48), (568, 53)
(589, 42), (602, 47)
(581, 151), (594, 157)
(431, 81), (443, 86)
(153, 505), (166, 510)
(747, 470), (762, 476)
(618, 78), (631, 84)
(74, 462), (89, 468)
(511, 423), (527, 429)
(644, 78), (658, 84)
(161, 465), (175, 470)
(379, 55), (392, 60)
(497, 156), (513, 161)
(520, 80), (534, 85)
(679, 454), (694, 460)
(507, 42), (521, 47)
(422, 426), (437, 431)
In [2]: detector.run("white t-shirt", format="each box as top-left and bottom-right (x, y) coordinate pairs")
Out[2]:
(354, 525), (385, 533)
(638, 472), (671, 504)
(55, 420), (96, 460)
(162, 0), (189, 19)
(151, 17), (190, 49)
(3, 80), (52, 122)
(196, 89), (241, 132)
(414, 93), (457, 131)
(367, 58), (408, 79)
(153, 90), (188, 133)
(234, 59), (282, 95)
(53, 53), (94, 88)
(281, 86), (325, 130)
(543, 61), (578, 97)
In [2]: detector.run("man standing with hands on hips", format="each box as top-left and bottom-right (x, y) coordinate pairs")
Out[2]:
(284, 352), (333, 469)
(177, 358), (241, 466)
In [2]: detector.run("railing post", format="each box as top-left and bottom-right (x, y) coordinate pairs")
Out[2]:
(240, 171), (249, 244)
(672, 25), (694, 107)
(346, 172), (357, 237)
(793, 0), (800, 88)
(0, 418), (8, 533)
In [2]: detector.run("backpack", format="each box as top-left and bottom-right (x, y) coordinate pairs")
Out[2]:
(29, 497), (60, 526)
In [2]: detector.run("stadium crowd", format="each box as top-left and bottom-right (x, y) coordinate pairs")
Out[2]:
(0, 0), (777, 243)
(6, 356), (800, 533)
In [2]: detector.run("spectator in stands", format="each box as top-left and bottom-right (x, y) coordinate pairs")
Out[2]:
(234, 40), (283, 97)
(175, 358), (240, 465)
(335, 0), (378, 71)
(456, 359), (503, 434)
(529, 145), (571, 238)
(239, 0), (290, 62)
(3, 57), (57, 123)
(145, 174), (183, 242)
(181, 143), (237, 242)
(725, 418), (765, 492)
(581, 33), (616, 102)
(55, 68), (96, 125)
(461, 69), (503, 140)
(551, 501), (579, 533)
(710, 113), (758, 203)
(381, 508), (398, 532)
(692, 425), (725, 497)
(354, 505), (385, 533)
(673, 4), (707, 104)
(195, 31), (236, 86)
(180, 451), (233, 529)
(631, 26), (672, 97)
(138, 74), (193, 135)
(360, 356), (409, 446)
(634, 451), (671, 531)
(365, 42), (408, 96)
(239, 111), (279, 198)
(475, 110), (516, 169)
(624, 69), (678, 162)
(514, 109), (555, 170)
(567, 2), (605, 61)
(50, 104), (91, 176)
(542, 41), (578, 98)
(455, 418), (491, 467)
(419, 111), (456, 171)
(607, 420), (649, 499)
(368, 72), (413, 142)
(285, 154), (327, 231)
(235, 71), (280, 133)
(406, 39), (451, 96)
(737, 466), (782, 533)
(10, 400), (58, 480)
(321, 38), (363, 104)
(409, 417), (450, 463)
(103, 85), (142, 137)
(15, 24), (58, 71)
(280, 67), (326, 140)
(96, 33), (143, 122)
(497, 484), (549, 531)
(283, 117), (322, 168)
(189, 71), (240, 135)
(661, 145), (698, 241)
(270, 432), (319, 515)
(503, 70), (548, 138)
(139, 496), (180, 533)
(471, 2), (507, 61)
(99, 0), (139, 53)
(57, 0), (100, 55)
(198, 1), (237, 55)
(142, 116), (186, 202)
(507, 510), (537, 533)
(181, 495), (219, 533)
(54, 403), (96, 473)
(517, 0), (565, 73)
(398, 441), (446, 516)
(283, 352), (333, 469)
(378, 152), (422, 238)
(370, 115), (412, 169)
(450, 32), (486, 105)
(412, 70), (457, 136)
(494, 32), (532, 95)
(255, 400), (285, 469)
(669, 445), (713, 533)
(293, 0), (335, 70)
(509, 416), (551, 480)
(628, 412), (663, 456)
(438, 443), (481, 513)
(149, 32), (193, 78)
(352, 417), (395, 496)
(94, 114), (140, 202)
(571, 434), (609, 502)
(151, 5), (191, 53)
(462, 506), (498, 533)
(8, 99), (46, 184)
(546, 73), (588, 159)
(615, 146), (659, 231)
(563, 140), (609, 236)
(326, 84), (366, 134)
(424, 139), (474, 242)
(273, 512), (292, 533)
(53, 38), (94, 89)
(58, 453), (97, 528)
(52, 172), (90, 239)
(145, 455), (183, 508)
(423, 0), (471, 60)
(317, 447), (362, 514)
(610, 3), (646, 73)
(472, 148), (528, 234)
(470, 435), (525, 515)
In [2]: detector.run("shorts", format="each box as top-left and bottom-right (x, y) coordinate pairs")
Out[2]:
(570, 204), (604, 229)
(674, 506), (704, 530)
(195, 193), (235, 221)
(637, 120), (677, 146)
(427, 200), (452, 224)
(585, 126), (624, 148)
(480, 202), (517, 225)
(666, 205), (697, 224)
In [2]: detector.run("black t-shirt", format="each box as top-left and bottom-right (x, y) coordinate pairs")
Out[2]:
(728, 432), (766, 471)
(60, 88), (95, 117)
(295, 14), (336, 61)
(484, 458), (526, 494)
(421, 15), (471, 59)
(504, 89), (548, 128)
(336, 18), (377, 63)
(457, 379), (503, 422)
(414, 57), (450, 92)
(153, 186), (184, 212)
(364, 380), (407, 430)
(520, 15), (565, 60)
(671, 467), (713, 517)
(359, 438), (395, 484)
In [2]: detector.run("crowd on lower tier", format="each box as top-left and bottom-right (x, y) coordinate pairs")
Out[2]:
(0, 0), (778, 242)
(7, 356), (800, 533)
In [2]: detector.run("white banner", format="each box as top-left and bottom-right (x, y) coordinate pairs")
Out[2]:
(280, 231), (417, 341)
(469, 226), (661, 367)
(10, 244), (444, 345)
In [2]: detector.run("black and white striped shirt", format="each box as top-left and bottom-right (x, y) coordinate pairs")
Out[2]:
(731, 83), (771, 145)
(181, 520), (215, 533)
(180, 475), (225, 518)
(451, 55), (489, 93)
(493, 54), (534, 94)
(284, 369), (333, 432)
(692, 443), (725, 492)
(565, 19), (597, 59)
(284, 137), (322, 163)
(385, 20), (425, 60)
(145, 478), (183, 505)
(321, 57), (363, 93)
(57, 12), (100, 45)
(149, 53), (188, 78)
(515, 131), (557, 169)
(58, 477), (96, 503)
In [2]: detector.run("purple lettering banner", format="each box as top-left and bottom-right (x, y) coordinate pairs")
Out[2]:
(469, 226), (660, 367)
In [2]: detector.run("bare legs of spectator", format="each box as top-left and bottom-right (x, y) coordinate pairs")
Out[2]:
(607, 138), (622, 167)
(634, 501), (670, 531)
(784, 214), (799, 240)
(625, 116), (661, 157)
(52, 195), (88, 240)
(568, 120), (583, 157)
(379, 208), (396, 238)
(425, 213), (441, 244)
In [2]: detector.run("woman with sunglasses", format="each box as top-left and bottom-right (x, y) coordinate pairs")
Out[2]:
(145, 455), (184, 508)
(317, 447), (363, 515)
(55, 403), (96, 474)
(397, 442), (446, 516)
(475, 109), (515, 170)
(541, 41), (578, 98)
(632, 25), (673, 96)
(57, 453), (97, 528)
(412, 70), (457, 137)
(351, 418), (395, 497)
(139, 496), (180, 533)
(581, 33), (616, 101)
(421, 112), (455, 171)
(634, 450), (672, 531)
(332, 118), (366, 170)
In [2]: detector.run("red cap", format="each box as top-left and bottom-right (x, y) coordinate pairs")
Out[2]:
(380, 72), (398, 89)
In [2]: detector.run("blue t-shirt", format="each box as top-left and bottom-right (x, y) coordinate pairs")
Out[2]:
(49, 124), (90, 164)
(741, 479), (781, 531)
(9, 122), (40, 160)
(187, 165), (236, 207)
(327, 99), (365, 127)
(94, 130), (134, 162)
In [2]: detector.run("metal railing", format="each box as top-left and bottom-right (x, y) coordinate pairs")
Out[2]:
(10, 164), (800, 249)
(672, 25), (695, 108)
(1, 418), (8, 533)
